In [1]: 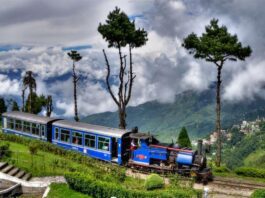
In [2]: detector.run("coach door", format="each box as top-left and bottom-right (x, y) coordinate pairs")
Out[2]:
(111, 138), (118, 162)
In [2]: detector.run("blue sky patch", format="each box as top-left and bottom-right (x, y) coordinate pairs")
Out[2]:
(62, 45), (92, 51)
(0, 45), (22, 52)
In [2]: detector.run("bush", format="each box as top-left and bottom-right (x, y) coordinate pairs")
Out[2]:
(214, 165), (231, 173)
(29, 142), (38, 155)
(0, 142), (11, 158)
(65, 172), (201, 198)
(251, 189), (265, 198)
(235, 167), (265, 178)
(144, 174), (165, 190)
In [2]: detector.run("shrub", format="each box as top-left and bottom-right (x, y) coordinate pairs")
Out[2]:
(29, 142), (38, 155)
(144, 174), (165, 190)
(251, 189), (265, 198)
(214, 165), (231, 173)
(0, 142), (11, 158)
(235, 167), (265, 178)
(65, 172), (201, 198)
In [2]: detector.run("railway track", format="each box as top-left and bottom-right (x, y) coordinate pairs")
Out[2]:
(126, 168), (265, 197)
(212, 176), (265, 190)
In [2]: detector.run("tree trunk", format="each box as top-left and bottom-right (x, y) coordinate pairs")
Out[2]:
(119, 106), (126, 129)
(22, 89), (25, 112)
(29, 86), (32, 113)
(73, 62), (79, 122)
(215, 66), (222, 167)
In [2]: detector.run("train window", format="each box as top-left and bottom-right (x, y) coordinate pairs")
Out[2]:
(23, 121), (31, 133)
(32, 123), (40, 136)
(84, 134), (95, 148)
(7, 119), (14, 129)
(55, 128), (59, 140)
(98, 137), (110, 151)
(60, 129), (70, 143)
(72, 132), (82, 146)
(15, 120), (22, 131)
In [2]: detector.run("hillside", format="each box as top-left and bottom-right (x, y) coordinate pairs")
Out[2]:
(83, 88), (265, 141)
(223, 126), (265, 169)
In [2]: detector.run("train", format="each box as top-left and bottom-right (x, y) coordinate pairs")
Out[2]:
(1, 111), (212, 183)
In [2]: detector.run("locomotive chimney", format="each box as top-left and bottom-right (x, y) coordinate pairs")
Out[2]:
(197, 139), (203, 155)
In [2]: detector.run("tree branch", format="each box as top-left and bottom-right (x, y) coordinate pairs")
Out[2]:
(118, 45), (124, 107)
(125, 45), (135, 105)
(103, 49), (119, 106)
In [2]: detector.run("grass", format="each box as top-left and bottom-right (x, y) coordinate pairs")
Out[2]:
(2, 141), (94, 177)
(0, 135), (201, 197)
(244, 149), (265, 168)
(47, 183), (92, 198)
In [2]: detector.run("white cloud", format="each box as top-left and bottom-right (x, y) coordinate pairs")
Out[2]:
(0, 0), (264, 118)
(224, 60), (265, 101)
(0, 74), (20, 95)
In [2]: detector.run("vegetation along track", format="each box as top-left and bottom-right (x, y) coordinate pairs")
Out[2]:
(212, 176), (265, 190)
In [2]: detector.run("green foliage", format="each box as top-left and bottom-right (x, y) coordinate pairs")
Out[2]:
(0, 97), (7, 116)
(229, 127), (244, 146)
(25, 93), (46, 114)
(224, 134), (262, 169)
(177, 127), (191, 148)
(182, 19), (252, 64)
(28, 142), (39, 155)
(48, 183), (91, 198)
(0, 142), (11, 158)
(67, 50), (82, 62)
(144, 174), (164, 190)
(213, 165), (231, 173)
(11, 100), (20, 111)
(98, 7), (147, 49)
(235, 167), (265, 178)
(251, 189), (265, 198)
(65, 172), (200, 198)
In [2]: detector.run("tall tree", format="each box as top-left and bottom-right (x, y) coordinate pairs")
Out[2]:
(21, 85), (26, 112)
(11, 100), (19, 111)
(67, 50), (82, 122)
(182, 19), (251, 166)
(0, 98), (7, 117)
(98, 7), (148, 129)
(25, 93), (46, 114)
(45, 95), (53, 117)
(23, 71), (36, 113)
(177, 127), (192, 148)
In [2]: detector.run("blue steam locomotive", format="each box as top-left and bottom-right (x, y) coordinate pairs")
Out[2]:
(1, 111), (212, 182)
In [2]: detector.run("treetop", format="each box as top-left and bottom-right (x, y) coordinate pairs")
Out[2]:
(182, 18), (252, 66)
(98, 7), (148, 49)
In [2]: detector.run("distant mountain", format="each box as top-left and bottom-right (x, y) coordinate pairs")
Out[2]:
(82, 88), (265, 142)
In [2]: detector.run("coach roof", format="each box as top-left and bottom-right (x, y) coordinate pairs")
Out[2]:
(2, 111), (59, 124)
(53, 119), (129, 138)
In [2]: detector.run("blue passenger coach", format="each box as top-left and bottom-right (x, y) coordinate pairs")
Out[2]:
(51, 120), (131, 165)
(1, 111), (59, 141)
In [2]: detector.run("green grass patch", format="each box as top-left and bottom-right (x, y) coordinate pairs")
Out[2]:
(235, 167), (265, 179)
(48, 183), (91, 198)
(251, 189), (265, 198)
(1, 140), (94, 177)
(244, 149), (265, 168)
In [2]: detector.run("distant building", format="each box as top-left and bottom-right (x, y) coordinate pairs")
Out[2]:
(239, 118), (262, 134)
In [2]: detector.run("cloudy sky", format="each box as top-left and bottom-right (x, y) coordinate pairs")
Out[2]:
(0, 0), (264, 118)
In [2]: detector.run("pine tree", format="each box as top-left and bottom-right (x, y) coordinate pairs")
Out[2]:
(177, 127), (191, 148)
(98, 7), (148, 129)
(182, 19), (251, 166)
